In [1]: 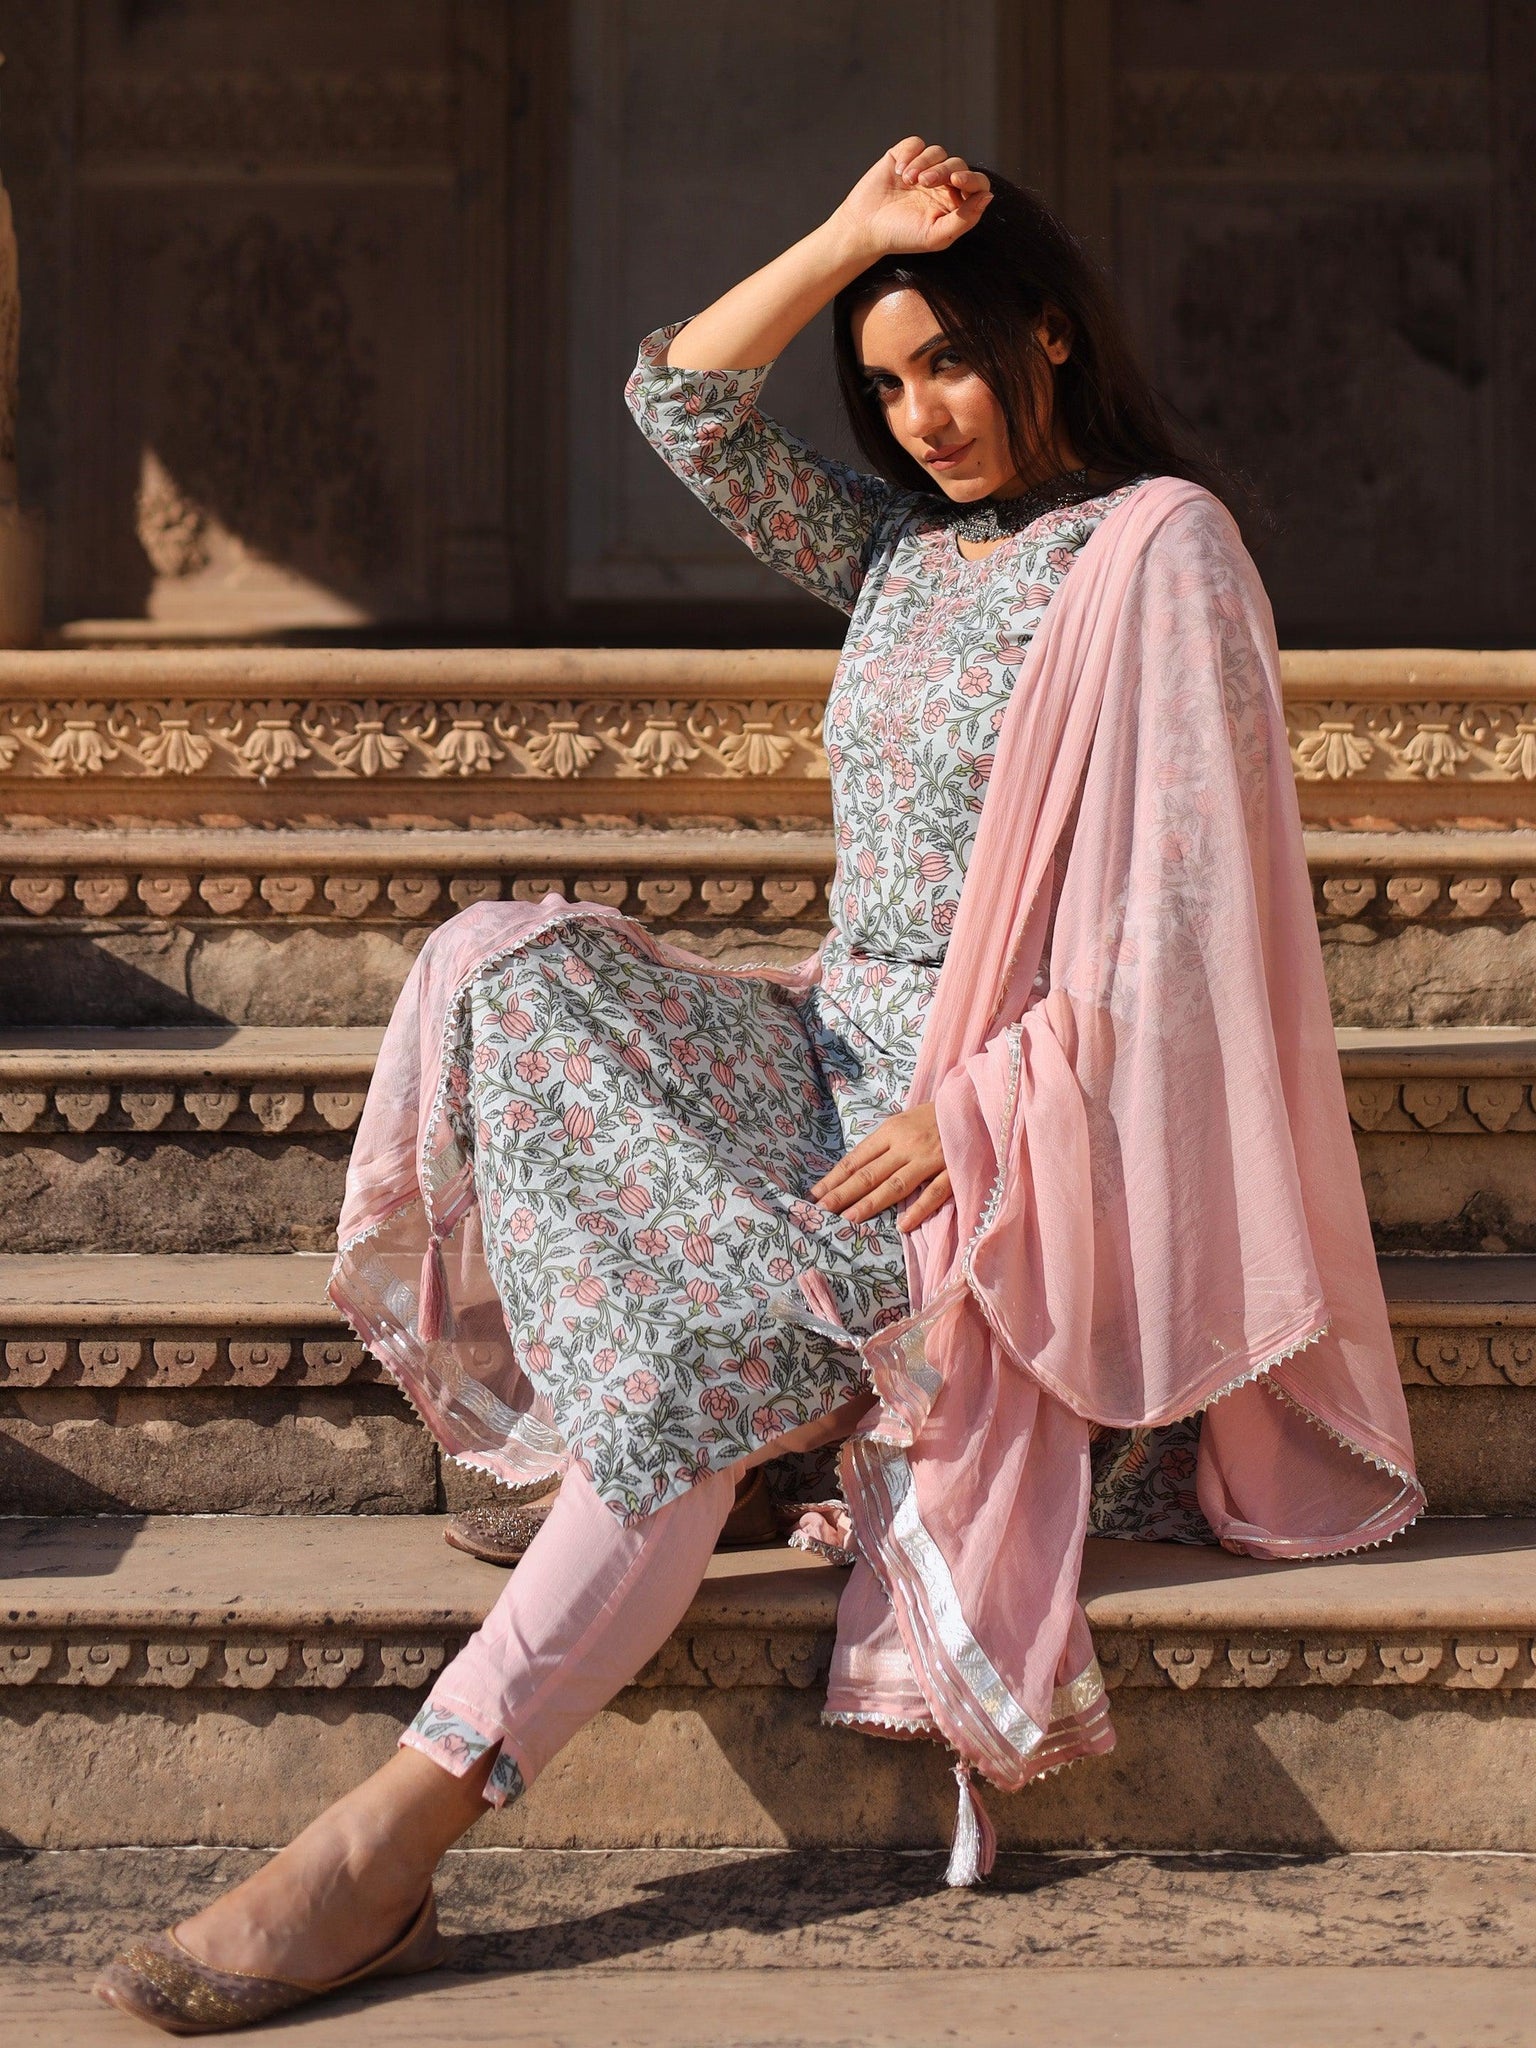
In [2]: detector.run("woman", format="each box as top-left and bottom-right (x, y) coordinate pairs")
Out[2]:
(95, 138), (1422, 2034)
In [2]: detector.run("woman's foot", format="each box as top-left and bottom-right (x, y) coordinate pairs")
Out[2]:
(172, 1746), (493, 1983)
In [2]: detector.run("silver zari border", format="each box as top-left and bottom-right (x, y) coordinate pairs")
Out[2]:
(846, 1436), (1045, 1782)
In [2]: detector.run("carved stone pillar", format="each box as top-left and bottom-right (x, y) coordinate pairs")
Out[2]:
(0, 165), (43, 646)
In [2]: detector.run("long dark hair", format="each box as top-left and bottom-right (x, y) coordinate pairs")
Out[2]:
(832, 172), (1239, 519)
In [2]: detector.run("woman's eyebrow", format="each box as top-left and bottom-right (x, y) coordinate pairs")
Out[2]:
(859, 334), (952, 378)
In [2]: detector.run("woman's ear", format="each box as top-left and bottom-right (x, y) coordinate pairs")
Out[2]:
(1035, 305), (1073, 366)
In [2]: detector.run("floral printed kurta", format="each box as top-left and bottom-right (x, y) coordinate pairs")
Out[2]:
(439, 320), (1207, 1537)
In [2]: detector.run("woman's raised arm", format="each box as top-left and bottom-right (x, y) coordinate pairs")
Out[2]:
(665, 137), (992, 371)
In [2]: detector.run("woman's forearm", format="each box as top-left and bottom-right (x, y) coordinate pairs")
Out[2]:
(665, 217), (873, 372)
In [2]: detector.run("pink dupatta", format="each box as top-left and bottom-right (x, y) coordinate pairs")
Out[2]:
(330, 476), (1421, 1878)
(836, 477), (1422, 1855)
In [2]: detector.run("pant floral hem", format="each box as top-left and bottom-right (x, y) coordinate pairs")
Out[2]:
(400, 1702), (527, 1808)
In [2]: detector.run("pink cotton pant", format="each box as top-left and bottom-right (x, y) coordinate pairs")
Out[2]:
(400, 1460), (737, 1800)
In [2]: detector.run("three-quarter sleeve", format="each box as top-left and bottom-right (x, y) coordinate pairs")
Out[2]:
(624, 319), (896, 615)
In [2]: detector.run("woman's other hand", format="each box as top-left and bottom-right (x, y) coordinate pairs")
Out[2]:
(810, 1102), (952, 1234)
(832, 139), (992, 261)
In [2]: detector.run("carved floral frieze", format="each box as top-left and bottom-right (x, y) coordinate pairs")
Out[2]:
(0, 1079), (367, 1137)
(1313, 866), (1536, 925)
(1287, 702), (1536, 783)
(2, 1320), (1515, 1391)
(5, 846), (1531, 930)
(4, 1624), (1533, 1693)
(0, 858), (831, 926)
(8, 694), (1536, 788)
(1344, 1078), (1536, 1134)
(1395, 1328), (1536, 1388)
(0, 698), (827, 784)
(0, 1333), (378, 1389)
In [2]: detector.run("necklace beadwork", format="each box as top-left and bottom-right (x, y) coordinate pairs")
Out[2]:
(945, 467), (1099, 543)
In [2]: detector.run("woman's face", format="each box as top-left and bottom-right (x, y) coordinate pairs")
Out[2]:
(852, 286), (1070, 501)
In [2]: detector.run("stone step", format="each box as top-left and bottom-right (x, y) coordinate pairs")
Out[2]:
(13, 1844), (1536, 2047)
(1, 1253), (1533, 1517)
(16, 1961), (1535, 2048)
(0, 1028), (375, 1259)
(1, 644), (1534, 830)
(0, 1255), (433, 1518)
(3, 1023), (1536, 1257)
(3, 1513), (1534, 1856)
(0, 825), (1534, 1027)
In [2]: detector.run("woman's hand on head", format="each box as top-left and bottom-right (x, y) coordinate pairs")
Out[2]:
(810, 1101), (952, 1234)
(830, 139), (992, 263)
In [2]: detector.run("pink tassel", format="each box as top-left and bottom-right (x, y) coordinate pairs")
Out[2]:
(418, 1234), (447, 1343)
(944, 1761), (997, 1887)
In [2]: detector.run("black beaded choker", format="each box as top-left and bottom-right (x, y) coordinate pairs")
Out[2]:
(944, 467), (1098, 543)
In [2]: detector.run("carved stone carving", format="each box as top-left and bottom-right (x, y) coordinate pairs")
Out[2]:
(1490, 1335), (1536, 1386)
(1342, 1075), (1536, 1135)
(1414, 1334), (1482, 1386)
(376, 1644), (446, 1689)
(633, 1639), (700, 1689)
(0, 694), (826, 786)
(5, 1624), (1535, 1694)
(1310, 860), (1536, 933)
(145, 1643), (211, 1689)
(692, 1634), (769, 1688)
(0, 1642), (52, 1684)
(6, 679), (1534, 798)
(0, 1333), (376, 1390)
(0, 1076), (385, 1138)
(1291, 706), (1376, 781)
(1449, 1641), (1522, 1689)
(1397, 1329), (1536, 1387)
(11, 877), (63, 915)
(1095, 1636), (1141, 1689)
(1321, 879), (1377, 919)
(223, 1644), (290, 1690)
(1226, 1642), (1292, 1688)
(767, 1636), (831, 1689)
(64, 1641), (131, 1687)
(1302, 1641), (1369, 1685)
(1152, 1638), (1215, 1690)
(1376, 1641), (1443, 1684)
(1385, 878), (1442, 919)
(138, 876), (193, 916)
(298, 1643), (365, 1690)
(198, 878), (253, 917)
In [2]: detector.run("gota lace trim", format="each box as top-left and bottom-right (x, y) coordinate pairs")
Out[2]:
(959, 1020), (1025, 1292)
(1190, 1321), (1426, 1555)
(787, 1530), (858, 1567)
(823, 1708), (937, 1735)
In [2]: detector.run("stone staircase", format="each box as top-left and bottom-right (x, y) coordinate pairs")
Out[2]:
(4, 648), (1536, 1859)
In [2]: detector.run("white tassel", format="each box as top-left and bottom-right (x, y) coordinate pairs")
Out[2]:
(944, 1761), (997, 1887)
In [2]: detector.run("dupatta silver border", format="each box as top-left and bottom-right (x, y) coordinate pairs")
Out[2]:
(845, 1435), (1054, 1784)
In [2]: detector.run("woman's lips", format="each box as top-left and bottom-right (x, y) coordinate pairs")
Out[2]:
(925, 440), (975, 471)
